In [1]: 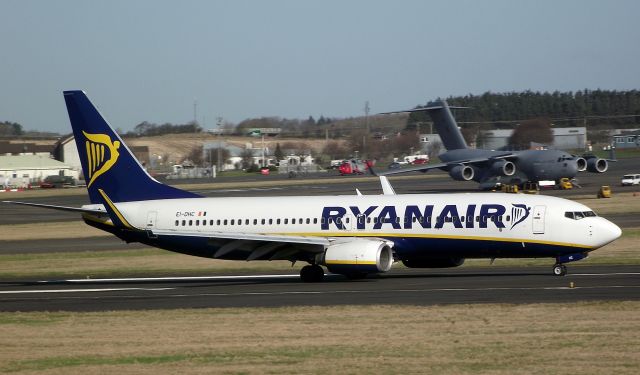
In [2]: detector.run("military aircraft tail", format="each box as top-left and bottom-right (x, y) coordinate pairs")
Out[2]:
(63, 90), (200, 204)
(423, 100), (468, 151)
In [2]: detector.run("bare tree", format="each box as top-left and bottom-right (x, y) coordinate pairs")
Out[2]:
(508, 118), (553, 150)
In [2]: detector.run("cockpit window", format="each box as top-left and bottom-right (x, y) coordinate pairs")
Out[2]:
(565, 211), (597, 220)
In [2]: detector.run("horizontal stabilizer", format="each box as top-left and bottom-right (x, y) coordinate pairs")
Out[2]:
(1, 200), (105, 214)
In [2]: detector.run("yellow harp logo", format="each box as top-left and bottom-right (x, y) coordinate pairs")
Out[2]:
(83, 131), (121, 187)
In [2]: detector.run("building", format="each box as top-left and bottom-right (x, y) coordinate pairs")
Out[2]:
(0, 140), (53, 156)
(478, 127), (587, 151)
(612, 133), (640, 149)
(0, 155), (78, 187)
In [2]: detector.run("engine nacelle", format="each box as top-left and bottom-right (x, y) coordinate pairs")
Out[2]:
(401, 257), (465, 268)
(575, 157), (587, 172)
(490, 160), (516, 176)
(449, 165), (474, 181)
(587, 158), (608, 173)
(322, 239), (393, 276)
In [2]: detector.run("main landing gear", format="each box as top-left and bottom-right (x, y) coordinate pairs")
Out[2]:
(300, 264), (324, 282)
(552, 264), (568, 276)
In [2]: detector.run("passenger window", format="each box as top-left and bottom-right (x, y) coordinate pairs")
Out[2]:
(269, 219), (273, 225)
(253, 219), (257, 225)
(367, 217), (371, 223)
(506, 215), (510, 222)
(217, 219), (221, 225)
(223, 219), (228, 225)
(261, 219), (266, 225)
(182, 220), (186, 226)
(189, 220), (193, 226)
(313, 218), (318, 224)
(285, 218), (289, 224)
(175, 220), (179, 226)
(306, 218), (311, 224)
(230, 220), (234, 225)
(292, 219), (296, 224)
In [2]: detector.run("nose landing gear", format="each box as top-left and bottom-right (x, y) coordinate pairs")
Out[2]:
(552, 264), (568, 276)
(552, 253), (587, 276)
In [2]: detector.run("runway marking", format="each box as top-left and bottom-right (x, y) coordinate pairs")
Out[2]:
(39, 274), (301, 283)
(3, 285), (638, 297)
(0, 287), (174, 294)
(571, 272), (640, 276)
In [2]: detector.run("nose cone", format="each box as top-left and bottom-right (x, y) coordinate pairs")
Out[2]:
(594, 218), (622, 248)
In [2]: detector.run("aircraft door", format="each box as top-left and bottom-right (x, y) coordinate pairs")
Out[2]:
(532, 206), (546, 234)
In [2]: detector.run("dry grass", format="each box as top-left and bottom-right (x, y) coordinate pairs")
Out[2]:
(1, 221), (109, 241)
(0, 302), (638, 374)
(0, 248), (304, 279)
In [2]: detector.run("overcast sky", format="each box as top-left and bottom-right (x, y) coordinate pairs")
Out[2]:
(1, 0), (639, 133)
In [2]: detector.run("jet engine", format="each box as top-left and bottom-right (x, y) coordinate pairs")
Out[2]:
(449, 165), (475, 181)
(490, 160), (516, 176)
(321, 239), (394, 277)
(401, 257), (465, 268)
(587, 157), (608, 173)
(574, 157), (587, 172)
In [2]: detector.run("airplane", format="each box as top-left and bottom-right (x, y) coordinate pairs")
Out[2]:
(381, 100), (610, 189)
(2, 91), (621, 281)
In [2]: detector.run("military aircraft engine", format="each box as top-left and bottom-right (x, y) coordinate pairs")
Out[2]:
(449, 165), (475, 181)
(321, 239), (393, 277)
(574, 157), (587, 172)
(587, 157), (608, 173)
(401, 257), (465, 268)
(491, 160), (516, 176)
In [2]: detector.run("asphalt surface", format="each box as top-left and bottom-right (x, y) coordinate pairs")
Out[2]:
(0, 266), (638, 312)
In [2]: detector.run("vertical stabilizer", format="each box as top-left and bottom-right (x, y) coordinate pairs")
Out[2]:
(63, 90), (200, 203)
(425, 100), (468, 150)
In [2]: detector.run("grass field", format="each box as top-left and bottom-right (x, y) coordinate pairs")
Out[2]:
(1, 302), (638, 375)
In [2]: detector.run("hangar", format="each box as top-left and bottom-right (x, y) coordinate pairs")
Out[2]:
(0, 155), (78, 188)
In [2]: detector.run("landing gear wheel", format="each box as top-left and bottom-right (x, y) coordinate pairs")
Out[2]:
(300, 265), (324, 282)
(552, 264), (567, 276)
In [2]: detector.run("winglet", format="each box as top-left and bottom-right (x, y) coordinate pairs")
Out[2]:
(380, 176), (396, 195)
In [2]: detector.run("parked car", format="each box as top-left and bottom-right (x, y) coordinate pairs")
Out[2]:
(621, 174), (640, 186)
(40, 175), (76, 188)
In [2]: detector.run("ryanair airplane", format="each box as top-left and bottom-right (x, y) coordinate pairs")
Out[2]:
(4, 91), (622, 282)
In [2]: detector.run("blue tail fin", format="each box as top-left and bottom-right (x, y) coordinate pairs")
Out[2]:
(63, 90), (200, 203)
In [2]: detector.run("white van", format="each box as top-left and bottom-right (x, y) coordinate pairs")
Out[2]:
(621, 174), (640, 186)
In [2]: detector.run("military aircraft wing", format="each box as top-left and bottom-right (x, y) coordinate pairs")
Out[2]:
(380, 153), (516, 176)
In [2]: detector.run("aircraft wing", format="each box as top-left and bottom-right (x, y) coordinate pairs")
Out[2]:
(380, 153), (516, 176)
(151, 229), (334, 260)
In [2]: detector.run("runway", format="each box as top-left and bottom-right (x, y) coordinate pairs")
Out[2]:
(1, 265), (638, 312)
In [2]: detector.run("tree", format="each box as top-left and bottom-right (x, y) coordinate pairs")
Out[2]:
(185, 145), (204, 166)
(205, 147), (230, 167)
(240, 148), (254, 169)
(508, 118), (553, 150)
(274, 143), (284, 161)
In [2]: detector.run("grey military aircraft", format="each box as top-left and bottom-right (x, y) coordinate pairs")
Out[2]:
(381, 100), (609, 189)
